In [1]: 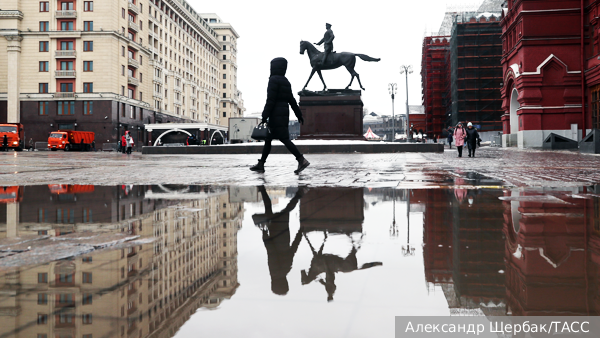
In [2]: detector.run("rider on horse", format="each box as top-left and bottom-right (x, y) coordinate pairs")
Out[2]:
(315, 23), (334, 66)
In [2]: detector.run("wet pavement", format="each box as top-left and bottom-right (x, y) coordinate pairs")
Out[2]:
(1, 181), (600, 337)
(1, 147), (600, 337)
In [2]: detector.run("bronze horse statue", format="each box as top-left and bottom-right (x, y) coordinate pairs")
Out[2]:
(299, 40), (380, 91)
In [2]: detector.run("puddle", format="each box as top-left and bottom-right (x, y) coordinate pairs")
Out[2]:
(0, 184), (599, 337)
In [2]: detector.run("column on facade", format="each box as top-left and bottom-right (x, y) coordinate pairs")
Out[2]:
(5, 35), (22, 123)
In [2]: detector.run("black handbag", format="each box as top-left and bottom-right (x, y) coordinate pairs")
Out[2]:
(251, 122), (270, 141)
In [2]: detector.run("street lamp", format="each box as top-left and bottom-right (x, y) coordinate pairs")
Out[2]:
(388, 83), (397, 142)
(400, 65), (413, 141)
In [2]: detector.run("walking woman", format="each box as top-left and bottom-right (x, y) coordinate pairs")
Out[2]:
(446, 127), (453, 149)
(453, 123), (466, 157)
(250, 57), (310, 174)
(465, 122), (480, 157)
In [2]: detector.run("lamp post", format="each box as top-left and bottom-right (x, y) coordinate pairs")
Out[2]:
(400, 65), (413, 141)
(388, 83), (397, 142)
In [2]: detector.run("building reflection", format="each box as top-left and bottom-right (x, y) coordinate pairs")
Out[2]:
(0, 184), (242, 338)
(422, 186), (600, 316)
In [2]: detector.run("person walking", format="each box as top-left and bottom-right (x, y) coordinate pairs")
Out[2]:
(465, 122), (480, 157)
(28, 138), (34, 151)
(250, 57), (310, 174)
(446, 127), (453, 149)
(125, 131), (134, 154)
(453, 123), (466, 157)
(2, 135), (7, 152)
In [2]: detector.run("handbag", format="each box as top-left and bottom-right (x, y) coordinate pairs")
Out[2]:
(251, 122), (270, 141)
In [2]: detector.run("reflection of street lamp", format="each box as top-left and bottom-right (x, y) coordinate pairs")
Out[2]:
(390, 189), (398, 237)
(388, 83), (397, 142)
(402, 189), (415, 257)
(400, 65), (413, 141)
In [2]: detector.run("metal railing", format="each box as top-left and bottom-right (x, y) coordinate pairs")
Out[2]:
(55, 70), (76, 77)
(55, 92), (75, 99)
(55, 50), (76, 58)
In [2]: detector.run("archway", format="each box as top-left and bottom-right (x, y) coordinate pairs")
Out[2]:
(209, 130), (224, 145)
(153, 128), (192, 146)
(509, 88), (520, 134)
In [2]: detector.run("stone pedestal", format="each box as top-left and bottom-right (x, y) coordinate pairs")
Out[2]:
(298, 90), (365, 140)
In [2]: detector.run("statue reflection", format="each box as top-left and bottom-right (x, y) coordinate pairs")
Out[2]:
(253, 186), (306, 296)
(299, 188), (382, 302)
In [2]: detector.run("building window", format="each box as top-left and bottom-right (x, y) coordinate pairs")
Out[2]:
(82, 294), (93, 305)
(223, 55), (226, 60)
(39, 41), (48, 52)
(121, 86), (125, 96)
(122, 65), (125, 76)
(82, 256), (92, 263)
(38, 293), (48, 305)
(223, 93), (226, 98)
(60, 61), (73, 70)
(84, 1), (93, 11)
(82, 272), (92, 283)
(223, 83), (226, 89)
(223, 36), (226, 41)
(139, 92), (143, 101)
(222, 102), (226, 108)
(58, 101), (75, 115)
(60, 21), (74, 31)
(223, 45), (226, 50)
(128, 88), (134, 99)
(122, 46), (125, 57)
(58, 274), (73, 283)
(40, 2), (49, 12)
(39, 61), (48, 72)
(223, 111), (226, 117)
(223, 74), (226, 79)
(84, 41), (93, 51)
(39, 83), (48, 93)
(82, 314), (93, 324)
(140, 73), (143, 82)
(223, 64), (226, 70)
(122, 8), (125, 19)
(37, 334), (47, 338)
(37, 314), (48, 325)
(84, 21), (93, 31)
(60, 83), (73, 92)
(39, 102), (49, 115)
(60, 2), (74, 10)
(83, 83), (93, 93)
(593, 85), (600, 130)
(130, 106), (135, 119)
(38, 273), (48, 283)
(83, 335), (92, 338)
(60, 41), (74, 50)
(83, 61), (93, 72)
(39, 21), (49, 32)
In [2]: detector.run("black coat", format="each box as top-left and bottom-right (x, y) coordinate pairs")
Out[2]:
(465, 127), (480, 147)
(261, 58), (302, 139)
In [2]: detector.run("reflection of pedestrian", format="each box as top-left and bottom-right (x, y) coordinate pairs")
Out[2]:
(250, 58), (310, 174)
(253, 186), (306, 296)
(453, 123), (466, 157)
(465, 122), (480, 158)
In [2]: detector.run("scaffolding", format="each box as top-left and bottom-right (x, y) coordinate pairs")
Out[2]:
(447, 12), (503, 132)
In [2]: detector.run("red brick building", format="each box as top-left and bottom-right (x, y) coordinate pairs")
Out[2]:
(500, 0), (600, 148)
(421, 37), (450, 139)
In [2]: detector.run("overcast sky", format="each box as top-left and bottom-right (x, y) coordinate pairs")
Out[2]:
(190, 0), (473, 117)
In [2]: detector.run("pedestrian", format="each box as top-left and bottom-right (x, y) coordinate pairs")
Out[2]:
(121, 134), (127, 153)
(250, 57), (310, 174)
(91, 140), (96, 151)
(453, 123), (466, 157)
(2, 134), (7, 152)
(28, 138), (34, 151)
(465, 122), (481, 157)
(125, 131), (134, 154)
(447, 128), (453, 149)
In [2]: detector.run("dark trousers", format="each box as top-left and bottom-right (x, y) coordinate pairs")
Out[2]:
(448, 141), (452, 149)
(126, 146), (132, 154)
(260, 138), (302, 162)
(457, 146), (463, 157)
(468, 144), (476, 157)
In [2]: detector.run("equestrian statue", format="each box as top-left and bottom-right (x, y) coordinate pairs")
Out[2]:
(300, 23), (380, 91)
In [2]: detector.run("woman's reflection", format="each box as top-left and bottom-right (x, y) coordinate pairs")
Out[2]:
(252, 186), (307, 296)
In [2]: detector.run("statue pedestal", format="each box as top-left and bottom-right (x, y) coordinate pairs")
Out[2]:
(297, 89), (365, 140)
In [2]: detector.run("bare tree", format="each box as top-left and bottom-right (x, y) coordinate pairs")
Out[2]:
(363, 107), (369, 117)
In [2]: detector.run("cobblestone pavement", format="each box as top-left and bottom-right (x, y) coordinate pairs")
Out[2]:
(1, 146), (599, 188)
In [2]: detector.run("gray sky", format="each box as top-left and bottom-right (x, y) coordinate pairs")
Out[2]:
(190, 0), (467, 117)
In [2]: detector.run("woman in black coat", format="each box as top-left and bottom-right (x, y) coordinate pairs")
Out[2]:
(250, 57), (310, 174)
(465, 122), (480, 157)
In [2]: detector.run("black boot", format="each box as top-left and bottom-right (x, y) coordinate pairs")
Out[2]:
(250, 160), (265, 172)
(294, 157), (310, 174)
